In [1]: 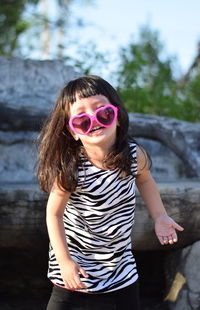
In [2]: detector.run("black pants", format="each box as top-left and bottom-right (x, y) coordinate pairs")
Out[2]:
(46, 282), (141, 310)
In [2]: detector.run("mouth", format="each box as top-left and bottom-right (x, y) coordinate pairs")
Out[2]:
(89, 126), (104, 133)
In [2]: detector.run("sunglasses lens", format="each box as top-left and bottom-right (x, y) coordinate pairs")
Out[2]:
(97, 107), (115, 125)
(72, 115), (91, 134)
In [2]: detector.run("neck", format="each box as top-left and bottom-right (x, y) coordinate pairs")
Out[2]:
(83, 145), (110, 160)
(81, 145), (113, 169)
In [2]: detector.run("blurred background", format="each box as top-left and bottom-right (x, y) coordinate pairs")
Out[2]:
(0, 1), (200, 310)
(1, 0), (200, 121)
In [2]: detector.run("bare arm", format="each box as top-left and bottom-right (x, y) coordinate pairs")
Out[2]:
(135, 146), (184, 245)
(46, 181), (88, 289)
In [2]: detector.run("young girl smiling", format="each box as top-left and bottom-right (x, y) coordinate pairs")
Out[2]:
(37, 75), (184, 310)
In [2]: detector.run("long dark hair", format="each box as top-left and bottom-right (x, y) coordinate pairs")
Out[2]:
(37, 75), (136, 193)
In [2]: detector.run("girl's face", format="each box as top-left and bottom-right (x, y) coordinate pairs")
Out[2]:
(68, 94), (118, 151)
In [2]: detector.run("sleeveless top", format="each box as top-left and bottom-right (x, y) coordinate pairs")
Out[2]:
(48, 143), (138, 293)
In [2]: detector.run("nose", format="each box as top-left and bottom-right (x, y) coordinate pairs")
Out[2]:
(90, 116), (99, 128)
(88, 109), (98, 124)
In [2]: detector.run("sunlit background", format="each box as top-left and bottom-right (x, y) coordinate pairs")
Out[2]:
(1, 2), (200, 310)
(14, 0), (200, 73)
(1, 0), (200, 121)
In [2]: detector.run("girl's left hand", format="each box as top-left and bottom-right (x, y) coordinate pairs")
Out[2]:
(155, 215), (184, 245)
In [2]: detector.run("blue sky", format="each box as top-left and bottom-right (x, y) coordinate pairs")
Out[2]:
(71, 0), (200, 76)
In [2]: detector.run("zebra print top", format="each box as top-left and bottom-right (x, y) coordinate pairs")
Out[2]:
(48, 143), (138, 293)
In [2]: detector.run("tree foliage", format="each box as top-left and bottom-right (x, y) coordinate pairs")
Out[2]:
(0, 0), (93, 58)
(0, 4), (199, 122)
(116, 26), (200, 122)
(0, 0), (39, 55)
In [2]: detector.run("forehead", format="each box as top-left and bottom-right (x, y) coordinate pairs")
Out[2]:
(69, 94), (110, 115)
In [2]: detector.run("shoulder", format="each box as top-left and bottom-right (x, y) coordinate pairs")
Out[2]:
(136, 145), (151, 174)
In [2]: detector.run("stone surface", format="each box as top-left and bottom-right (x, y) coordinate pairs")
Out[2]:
(1, 182), (199, 310)
(165, 241), (200, 310)
(0, 55), (198, 180)
(0, 56), (80, 131)
(0, 131), (189, 184)
(0, 183), (47, 248)
(133, 181), (200, 251)
(0, 182), (199, 251)
(129, 113), (200, 178)
(136, 138), (188, 182)
(0, 131), (37, 183)
(0, 56), (200, 310)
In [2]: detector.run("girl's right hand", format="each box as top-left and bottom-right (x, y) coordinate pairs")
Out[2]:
(60, 259), (89, 290)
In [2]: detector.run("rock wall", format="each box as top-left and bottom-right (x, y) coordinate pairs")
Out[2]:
(134, 182), (200, 251)
(129, 113), (200, 178)
(0, 56), (200, 310)
(165, 241), (200, 310)
(0, 132), (189, 184)
(0, 56), (80, 131)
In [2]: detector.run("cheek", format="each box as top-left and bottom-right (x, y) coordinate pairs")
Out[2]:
(108, 123), (118, 136)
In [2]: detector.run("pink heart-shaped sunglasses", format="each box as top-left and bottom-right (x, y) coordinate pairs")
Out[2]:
(69, 104), (118, 135)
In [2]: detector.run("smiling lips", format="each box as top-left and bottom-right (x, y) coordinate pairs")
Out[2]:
(89, 126), (103, 133)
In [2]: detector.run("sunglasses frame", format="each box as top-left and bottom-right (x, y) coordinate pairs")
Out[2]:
(69, 104), (118, 135)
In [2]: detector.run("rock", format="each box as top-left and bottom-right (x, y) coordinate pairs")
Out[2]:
(0, 131), (189, 184)
(136, 138), (188, 182)
(0, 56), (199, 178)
(0, 56), (80, 131)
(0, 183), (47, 248)
(164, 241), (200, 310)
(133, 181), (200, 251)
(0, 182), (199, 251)
(129, 113), (200, 178)
(0, 56), (200, 309)
(0, 131), (38, 183)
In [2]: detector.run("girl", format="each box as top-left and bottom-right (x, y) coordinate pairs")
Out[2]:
(37, 75), (184, 310)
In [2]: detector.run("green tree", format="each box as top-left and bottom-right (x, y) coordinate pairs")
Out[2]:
(116, 26), (200, 122)
(0, 0), (39, 56)
(0, 0), (93, 58)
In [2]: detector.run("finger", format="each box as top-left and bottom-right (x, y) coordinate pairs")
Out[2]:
(63, 278), (72, 290)
(65, 280), (74, 289)
(64, 281), (69, 289)
(168, 235), (175, 244)
(171, 231), (178, 243)
(74, 274), (87, 289)
(173, 222), (184, 231)
(79, 267), (89, 278)
(163, 236), (169, 244)
(159, 236), (168, 245)
(67, 278), (82, 290)
(157, 235), (165, 245)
